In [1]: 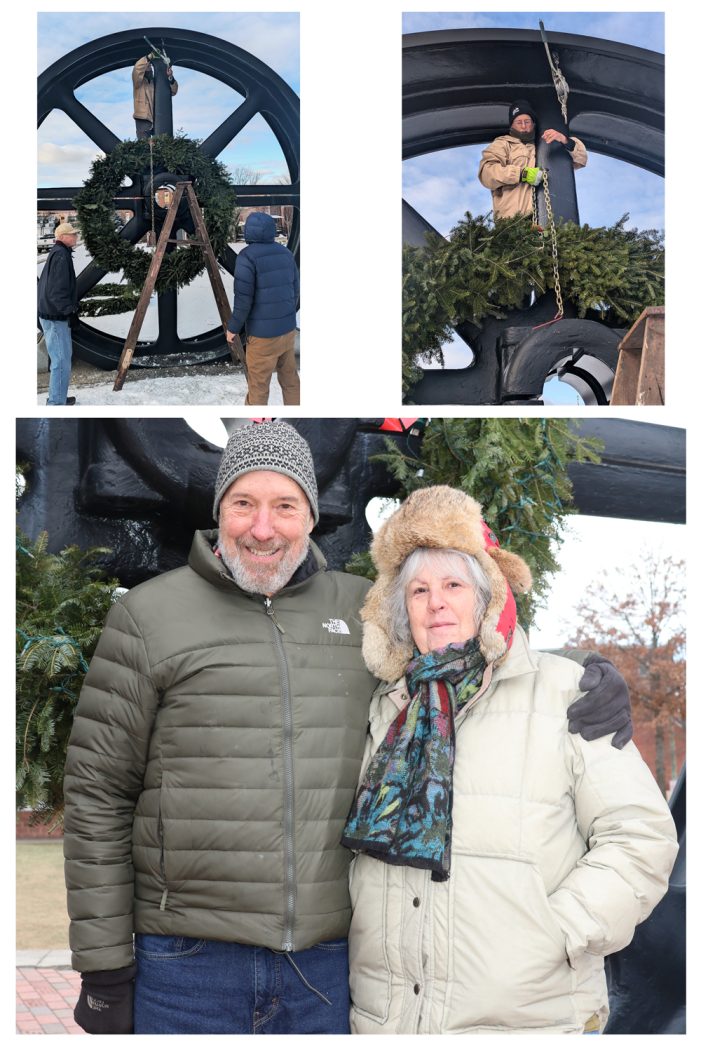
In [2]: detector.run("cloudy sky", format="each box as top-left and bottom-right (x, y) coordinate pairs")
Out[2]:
(38, 11), (299, 186)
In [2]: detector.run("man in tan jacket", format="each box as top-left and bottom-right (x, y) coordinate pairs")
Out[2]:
(132, 54), (178, 139)
(478, 98), (587, 219)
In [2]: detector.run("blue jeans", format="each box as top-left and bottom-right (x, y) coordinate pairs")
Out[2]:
(39, 317), (73, 404)
(133, 934), (350, 1034)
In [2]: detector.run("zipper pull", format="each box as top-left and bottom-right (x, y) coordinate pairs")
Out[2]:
(264, 597), (285, 633)
(159, 888), (169, 911)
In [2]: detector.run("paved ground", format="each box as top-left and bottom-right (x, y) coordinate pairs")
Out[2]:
(16, 951), (83, 1035)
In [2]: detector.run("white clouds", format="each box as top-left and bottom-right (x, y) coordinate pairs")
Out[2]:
(38, 142), (101, 167)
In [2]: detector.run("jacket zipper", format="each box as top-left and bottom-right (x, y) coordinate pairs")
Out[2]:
(265, 596), (296, 951)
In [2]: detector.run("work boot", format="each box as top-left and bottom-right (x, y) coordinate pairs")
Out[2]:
(65, 396), (77, 405)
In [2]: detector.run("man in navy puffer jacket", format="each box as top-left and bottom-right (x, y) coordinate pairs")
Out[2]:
(226, 212), (300, 405)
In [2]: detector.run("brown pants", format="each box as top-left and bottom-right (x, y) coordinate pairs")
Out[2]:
(244, 331), (300, 406)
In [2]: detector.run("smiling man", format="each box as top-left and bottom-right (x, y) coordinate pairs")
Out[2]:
(63, 420), (635, 1036)
(216, 470), (312, 596)
(63, 421), (376, 1035)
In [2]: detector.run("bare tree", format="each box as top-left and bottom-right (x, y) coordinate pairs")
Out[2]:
(567, 551), (685, 792)
(276, 174), (294, 239)
(229, 166), (262, 240)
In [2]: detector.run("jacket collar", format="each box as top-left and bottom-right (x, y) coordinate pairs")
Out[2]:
(377, 623), (536, 707)
(188, 528), (326, 595)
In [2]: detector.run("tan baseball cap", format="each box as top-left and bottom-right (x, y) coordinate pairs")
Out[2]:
(55, 222), (78, 237)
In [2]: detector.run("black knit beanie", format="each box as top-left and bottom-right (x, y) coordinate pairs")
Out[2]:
(508, 99), (537, 126)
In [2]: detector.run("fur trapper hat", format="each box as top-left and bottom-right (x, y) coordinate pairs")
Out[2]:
(361, 486), (532, 682)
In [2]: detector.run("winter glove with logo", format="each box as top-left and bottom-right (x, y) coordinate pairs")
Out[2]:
(520, 166), (543, 186)
(74, 964), (136, 1034)
(568, 654), (633, 749)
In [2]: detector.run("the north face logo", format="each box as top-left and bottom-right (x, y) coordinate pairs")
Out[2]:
(87, 994), (109, 1012)
(322, 619), (350, 635)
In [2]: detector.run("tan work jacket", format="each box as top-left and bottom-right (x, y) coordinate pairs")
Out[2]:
(132, 56), (178, 122)
(478, 133), (587, 219)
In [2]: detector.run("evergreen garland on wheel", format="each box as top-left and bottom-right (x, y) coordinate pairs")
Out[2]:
(403, 212), (665, 394)
(75, 135), (236, 316)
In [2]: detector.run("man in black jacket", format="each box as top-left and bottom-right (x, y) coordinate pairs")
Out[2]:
(37, 222), (79, 405)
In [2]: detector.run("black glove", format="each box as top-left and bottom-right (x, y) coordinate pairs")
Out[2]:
(74, 964), (136, 1035)
(68, 312), (80, 330)
(567, 655), (633, 749)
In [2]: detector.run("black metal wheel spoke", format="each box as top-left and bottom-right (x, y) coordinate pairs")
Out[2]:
(200, 92), (262, 158)
(38, 26), (300, 370)
(220, 245), (239, 279)
(155, 289), (178, 349)
(56, 91), (122, 154)
(75, 214), (150, 296)
(75, 259), (109, 298)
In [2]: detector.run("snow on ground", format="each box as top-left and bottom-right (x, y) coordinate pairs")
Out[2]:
(37, 371), (283, 406)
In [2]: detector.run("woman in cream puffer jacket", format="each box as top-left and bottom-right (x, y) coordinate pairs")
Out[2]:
(343, 487), (678, 1035)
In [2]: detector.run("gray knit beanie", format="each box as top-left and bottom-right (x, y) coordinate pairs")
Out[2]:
(213, 421), (319, 523)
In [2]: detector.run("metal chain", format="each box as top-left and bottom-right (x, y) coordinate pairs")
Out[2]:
(541, 170), (564, 320)
(530, 170), (564, 319)
(149, 137), (156, 245)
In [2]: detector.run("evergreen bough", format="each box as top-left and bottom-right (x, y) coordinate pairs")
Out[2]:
(403, 212), (665, 393)
(16, 529), (120, 824)
(75, 135), (237, 316)
(346, 418), (602, 629)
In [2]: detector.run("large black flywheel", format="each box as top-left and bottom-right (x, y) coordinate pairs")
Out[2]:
(38, 27), (300, 369)
(402, 29), (664, 405)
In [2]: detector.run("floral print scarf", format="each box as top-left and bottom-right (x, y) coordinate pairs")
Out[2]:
(341, 638), (486, 881)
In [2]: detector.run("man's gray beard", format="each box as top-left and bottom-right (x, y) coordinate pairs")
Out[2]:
(511, 128), (535, 143)
(218, 536), (310, 595)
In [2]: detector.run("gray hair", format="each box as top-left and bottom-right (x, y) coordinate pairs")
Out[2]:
(386, 547), (492, 645)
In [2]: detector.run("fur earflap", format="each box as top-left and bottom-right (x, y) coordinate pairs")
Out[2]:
(361, 485), (532, 681)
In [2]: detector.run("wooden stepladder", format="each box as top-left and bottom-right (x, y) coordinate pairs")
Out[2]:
(113, 181), (245, 391)
(610, 306), (665, 406)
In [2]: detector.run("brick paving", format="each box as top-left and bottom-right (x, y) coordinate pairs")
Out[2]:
(16, 965), (84, 1035)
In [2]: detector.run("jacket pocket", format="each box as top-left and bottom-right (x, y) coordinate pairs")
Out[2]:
(532, 866), (572, 964)
(348, 855), (391, 1024)
(135, 934), (207, 959)
(446, 855), (577, 1031)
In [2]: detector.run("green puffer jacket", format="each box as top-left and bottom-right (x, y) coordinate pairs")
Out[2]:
(63, 531), (376, 973)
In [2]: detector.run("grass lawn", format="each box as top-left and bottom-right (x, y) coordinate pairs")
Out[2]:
(16, 841), (70, 950)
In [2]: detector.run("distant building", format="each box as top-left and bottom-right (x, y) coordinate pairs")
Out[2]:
(235, 206), (288, 242)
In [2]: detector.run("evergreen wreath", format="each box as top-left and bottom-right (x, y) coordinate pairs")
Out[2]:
(75, 135), (236, 316)
(402, 212), (665, 393)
